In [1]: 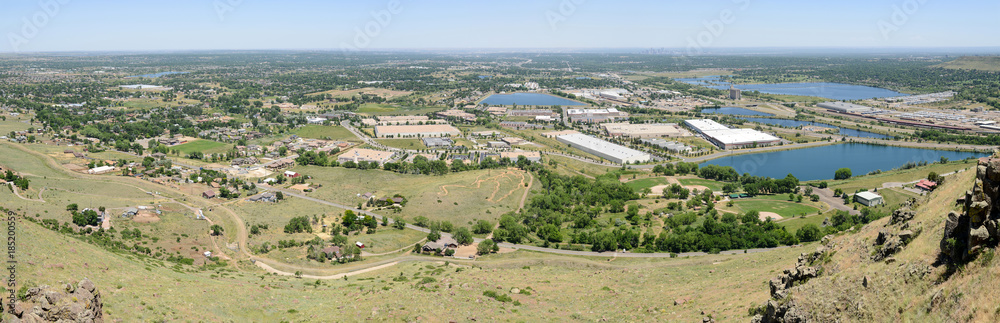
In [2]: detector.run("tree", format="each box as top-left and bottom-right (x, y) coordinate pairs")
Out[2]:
(796, 224), (822, 242)
(454, 227), (473, 245)
(477, 239), (497, 255)
(427, 229), (441, 242)
(66, 203), (78, 212)
(834, 168), (853, 180)
(210, 224), (224, 236)
(472, 220), (493, 234)
(275, 191), (284, 200)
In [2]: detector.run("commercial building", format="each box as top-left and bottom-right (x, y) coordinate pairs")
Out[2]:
(337, 148), (395, 165)
(421, 137), (454, 148)
(854, 192), (884, 207)
(507, 109), (559, 118)
(566, 108), (628, 123)
(499, 121), (550, 130)
(729, 86), (742, 100)
(555, 133), (651, 164)
(500, 151), (542, 163)
(684, 119), (782, 150)
(819, 102), (877, 114)
(374, 124), (461, 138)
(601, 123), (689, 138)
(436, 109), (477, 121)
(640, 138), (692, 153)
(376, 115), (429, 125)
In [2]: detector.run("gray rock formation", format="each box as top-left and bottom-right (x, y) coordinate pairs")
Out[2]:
(8, 278), (103, 323)
(941, 157), (1000, 262)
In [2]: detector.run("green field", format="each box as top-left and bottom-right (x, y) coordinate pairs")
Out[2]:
(936, 56), (1000, 72)
(293, 166), (533, 227)
(728, 198), (821, 219)
(356, 103), (445, 116)
(677, 178), (725, 192)
(170, 139), (231, 155)
(625, 177), (670, 192)
(826, 160), (979, 193)
(291, 125), (360, 141)
(374, 138), (425, 150)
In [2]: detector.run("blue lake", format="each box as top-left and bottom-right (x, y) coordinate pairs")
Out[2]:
(738, 117), (892, 139)
(700, 143), (988, 181)
(700, 107), (774, 117)
(480, 93), (587, 106)
(127, 71), (188, 78)
(676, 75), (909, 100)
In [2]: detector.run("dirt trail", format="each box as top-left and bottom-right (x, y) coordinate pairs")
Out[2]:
(438, 169), (526, 203)
(7, 183), (45, 202)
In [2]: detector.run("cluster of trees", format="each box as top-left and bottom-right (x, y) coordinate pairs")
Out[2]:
(651, 162), (700, 176)
(284, 216), (314, 234)
(914, 130), (1000, 146)
(341, 210), (378, 233)
(3, 170), (29, 190)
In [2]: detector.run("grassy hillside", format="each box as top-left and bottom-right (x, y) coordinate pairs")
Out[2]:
(936, 56), (1000, 72)
(762, 162), (1000, 321)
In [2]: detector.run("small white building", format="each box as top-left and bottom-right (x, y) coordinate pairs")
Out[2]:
(87, 166), (116, 174)
(854, 192), (884, 207)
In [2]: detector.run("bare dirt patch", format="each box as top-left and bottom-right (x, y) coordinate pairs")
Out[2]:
(132, 211), (161, 223)
(758, 212), (784, 222)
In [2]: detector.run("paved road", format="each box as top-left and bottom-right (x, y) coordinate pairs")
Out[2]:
(809, 186), (860, 216)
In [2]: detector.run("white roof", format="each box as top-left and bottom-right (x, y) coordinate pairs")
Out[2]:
(855, 192), (882, 200)
(556, 133), (650, 161)
(685, 119), (730, 132)
(89, 165), (116, 172)
(702, 129), (781, 145)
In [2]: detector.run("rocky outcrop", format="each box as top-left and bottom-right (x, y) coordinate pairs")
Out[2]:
(941, 157), (1000, 262)
(753, 245), (832, 323)
(8, 278), (103, 323)
(872, 204), (921, 261)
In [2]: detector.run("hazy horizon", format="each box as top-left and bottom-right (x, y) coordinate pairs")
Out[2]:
(3, 0), (999, 53)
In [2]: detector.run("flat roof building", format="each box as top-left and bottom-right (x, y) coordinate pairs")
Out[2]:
(376, 115), (429, 124)
(818, 102), (876, 114)
(555, 133), (651, 164)
(684, 119), (781, 150)
(566, 108), (628, 123)
(601, 123), (690, 138)
(421, 137), (454, 148)
(374, 124), (461, 138)
(500, 151), (542, 163)
(337, 148), (395, 165)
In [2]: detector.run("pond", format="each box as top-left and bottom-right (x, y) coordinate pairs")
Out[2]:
(699, 143), (988, 181)
(738, 117), (892, 139)
(700, 107), (774, 117)
(676, 75), (909, 100)
(127, 71), (188, 78)
(480, 93), (587, 106)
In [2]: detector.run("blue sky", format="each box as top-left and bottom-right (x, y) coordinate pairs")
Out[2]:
(2, 0), (998, 52)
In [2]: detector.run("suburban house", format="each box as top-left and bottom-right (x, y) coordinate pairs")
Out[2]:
(422, 236), (459, 253)
(916, 179), (938, 191)
(321, 245), (343, 259)
(202, 190), (217, 199)
(247, 192), (276, 202)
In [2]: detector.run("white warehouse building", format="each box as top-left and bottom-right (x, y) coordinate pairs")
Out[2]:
(555, 133), (651, 164)
(684, 119), (782, 150)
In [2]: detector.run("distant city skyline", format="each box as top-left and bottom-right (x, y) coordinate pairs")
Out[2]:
(2, 0), (998, 53)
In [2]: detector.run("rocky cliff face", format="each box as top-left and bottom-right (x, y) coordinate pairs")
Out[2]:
(941, 157), (1000, 262)
(8, 278), (103, 323)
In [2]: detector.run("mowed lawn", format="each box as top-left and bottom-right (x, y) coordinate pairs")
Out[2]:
(625, 177), (670, 192)
(825, 160), (979, 193)
(170, 139), (230, 155)
(291, 125), (360, 141)
(729, 199), (820, 219)
(374, 138), (425, 150)
(677, 178), (725, 191)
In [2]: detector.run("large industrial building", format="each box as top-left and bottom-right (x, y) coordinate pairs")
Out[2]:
(684, 119), (782, 150)
(566, 108), (628, 123)
(374, 124), (461, 138)
(818, 102), (877, 114)
(555, 133), (651, 164)
(337, 148), (395, 165)
(601, 122), (689, 138)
